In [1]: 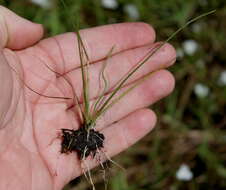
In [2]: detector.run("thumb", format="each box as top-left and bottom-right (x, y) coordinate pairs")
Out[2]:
(0, 6), (44, 50)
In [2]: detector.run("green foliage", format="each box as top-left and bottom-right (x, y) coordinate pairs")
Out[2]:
(1, 0), (226, 189)
(110, 172), (133, 190)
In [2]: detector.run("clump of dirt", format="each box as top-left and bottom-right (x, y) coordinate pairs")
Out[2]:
(61, 128), (105, 159)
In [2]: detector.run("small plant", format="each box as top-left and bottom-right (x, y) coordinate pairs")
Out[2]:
(59, 10), (215, 159)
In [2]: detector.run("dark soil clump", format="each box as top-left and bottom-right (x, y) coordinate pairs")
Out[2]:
(61, 128), (105, 159)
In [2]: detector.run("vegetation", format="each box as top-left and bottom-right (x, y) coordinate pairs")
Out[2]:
(1, 0), (226, 189)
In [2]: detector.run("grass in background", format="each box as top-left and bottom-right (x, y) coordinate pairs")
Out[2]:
(1, 0), (226, 189)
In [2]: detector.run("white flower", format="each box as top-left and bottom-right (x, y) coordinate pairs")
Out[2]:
(176, 164), (193, 181)
(124, 4), (140, 20)
(194, 83), (209, 98)
(101, 0), (118, 9)
(31, 0), (51, 8)
(176, 48), (184, 59)
(218, 70), (226, 86)
(182, 40), (198, 55)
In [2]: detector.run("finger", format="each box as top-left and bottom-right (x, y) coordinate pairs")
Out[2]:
(103, 108), (156, 157)
(58, 43), (176, 102)
(83, 108), (156, 170)
(37, 22), (156, 72)
(0, 6), (43, 49)
(93, 69), (174, 129)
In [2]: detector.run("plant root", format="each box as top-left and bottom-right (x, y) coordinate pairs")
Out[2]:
(61, 127), (105, 159)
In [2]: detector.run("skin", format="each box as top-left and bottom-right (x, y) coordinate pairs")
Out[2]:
(0, 6), (176, 190)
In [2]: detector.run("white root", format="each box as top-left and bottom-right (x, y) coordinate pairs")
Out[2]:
(81, 146), (96, 190)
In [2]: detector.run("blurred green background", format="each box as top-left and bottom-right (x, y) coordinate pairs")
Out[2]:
(1, 0), (226, 189)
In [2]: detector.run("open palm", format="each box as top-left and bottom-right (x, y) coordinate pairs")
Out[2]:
(0, 7), (176, 190)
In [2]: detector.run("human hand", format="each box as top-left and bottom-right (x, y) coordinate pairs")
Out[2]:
(0, 6), (176, 190)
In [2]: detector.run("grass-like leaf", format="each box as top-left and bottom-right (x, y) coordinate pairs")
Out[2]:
(92, 46), (115, 115)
